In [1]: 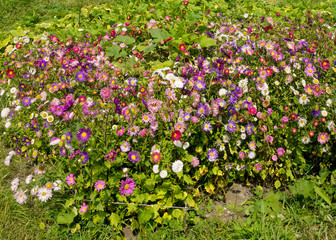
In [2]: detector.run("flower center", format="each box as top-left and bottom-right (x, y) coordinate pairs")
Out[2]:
(124, 184), (130, 190)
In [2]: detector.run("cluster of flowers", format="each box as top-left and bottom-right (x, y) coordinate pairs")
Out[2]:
(0, 10), (335, 217)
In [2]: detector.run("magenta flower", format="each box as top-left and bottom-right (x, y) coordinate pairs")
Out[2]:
(119, 178), (136, 196)
(265, 135), (273, 143)
(255, 163), (262, 171)
(317, 133), (329, 144)
(100, 87), (111, 100)
(76, 128), (92, 143)
(239, 152), (246, 159)
(128, 151), (140, 162)
(80, 203), (88, 213)
(277, 148), (285, 156)
(272, 154), (278, 161)
(94, 180), (106, 192)
(66, 174), (76, 186)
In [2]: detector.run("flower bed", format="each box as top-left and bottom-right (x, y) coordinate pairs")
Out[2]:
(1, 5), (336, 230)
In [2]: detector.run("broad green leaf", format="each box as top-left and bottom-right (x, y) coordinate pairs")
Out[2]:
(56, 212), (76, 225)
(109, 213), (120, 227)
(274, 180), (281, 189)
(106, 45), (121, 57)
(198, 36), (216, 48)
(114, 35), (135, 45)
(172, 209), (184, 219)
(138, 208), (154, 224)
(314, 186), (332, 206)
(149, 29), (170, 40)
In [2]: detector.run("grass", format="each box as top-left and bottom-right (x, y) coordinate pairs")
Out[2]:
(0, 0), (112, 31)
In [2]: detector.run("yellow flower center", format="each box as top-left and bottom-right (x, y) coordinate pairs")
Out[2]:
(124, 184), (129, 190)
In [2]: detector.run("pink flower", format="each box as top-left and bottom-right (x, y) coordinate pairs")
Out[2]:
(277, 148), (285, 156)
(139, 128), (148, 137)
(191, 157), (199, 167)
(80, 203), (88, 213)
(267, 108), (273, 115)
(147, 99), (162, 113)
(191, 116), (199, 123)
(260, 125), (268, 132)
(272, 154), (278, 161)
(66, 174), (76, 186)
(248, 106), (257, 115)
(265, 135), (273, 143)
(317, 132), (329, 144)
(100, 87), (111, 100)
(255, 163), (262, 171)
(94, 180), (106, 192)
(239, 152), (246, 159)
(117, 126), (125, 136)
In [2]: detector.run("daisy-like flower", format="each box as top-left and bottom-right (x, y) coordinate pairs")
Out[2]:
(203, 121), (213, 132)
(14, 189), (27, 204)
(76, 128), (92, 143)
(172, 160), (184, 173)
(277, 148), (285, 156)
(94, 180), (106, 192)
(208, 148), (218, 162)
(302, 136), (310, 144)
(128, 151), (140, 162)
(299, 94), (309, 105)
(298, 118), (307, 127)
(80, 203), (88, 213)
(321, 110), (328, 117)
(37, 187), (52, 202)
(151, 152), (161, 163)
(272, 154), (278, 161)
(326, 99), (332, 107)
(120, 141), (131, 152)
(160, 170), (168, 179)
(119, 178), (136, 196)
(248, 151), (256, 159)
(66, 174), (76, 186)
(222, 134), (230, 143)
(255, 163), (262, 171)
(317, 133), (329, 144)
(191, 157), (199, 167)
(53, 180), (62, 191)
(153, 165), (159, 174)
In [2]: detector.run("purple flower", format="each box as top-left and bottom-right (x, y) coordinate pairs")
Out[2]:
(127, 77), (138, 86)
(22, 97), (31, 106)
(196, 103), (210, 117)
(195, 80), (207, 91)
(311, 110), (320, 118)
(246, 123), (254, 135)
(76, 128), (92, 143)
(60, 147), (67, 156)
(76, 71), (87, 82)
(227, 120), (237, 134)
(119, 178), (136, 196)
(203, 121), (213, 132)
(80, 151), (89, 164)
(128, 151), (140, 162)
(208, 148), (218, 162)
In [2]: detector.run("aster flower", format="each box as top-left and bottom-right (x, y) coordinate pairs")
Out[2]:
(76, 71), (87, 82)
(203, 121), (213, 132)
(317, 133), (329, 144)
(119, 178), (136, 196)
(77, 128), (92, 143)
(127, 77), (138, 86)
(151, 152), (161, 163)
(255, 163), (262, 171)
(302, 136), (310, 144)
(208, 148), (218, 162)
(120, 141), (131, 152)
(160, 170), (168, 179)
(80, 203), (88, 213)
(14, 189), (27, 204)
(95, 180), (106, 192)
(128, 151), (140, 162)
(80, 151), (89, 164)
(66, 174), (76, 186)
(37, 187), (52, 202)
(191, 157), (199, 167)
(227, 120), (237, 134)
(172, 130), (181, 141)
(277, 148), (285, 156)
(172, 160), (184, 173)
(22, 97), (31, 106)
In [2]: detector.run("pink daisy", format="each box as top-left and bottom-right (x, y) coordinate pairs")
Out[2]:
(95, 180), (106, 192)
(119, 178), (136, 196)
(317, 132), (329, 144)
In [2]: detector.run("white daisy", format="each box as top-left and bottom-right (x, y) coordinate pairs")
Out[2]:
(302, 136), (310, 144)
(153, 165), (159, 174)
(53, 180), (62, 191)
(37, 187), (52, 202)
(321, 110), (328, 117)
(298, 118), (307, 128)
(172, 160), (183, 173)
(14, 189), (27, 204)
(1, 108), (10, 118)
(31, 186), (38, 196)
(248, 151), (256, 159)
(326, 99), (332, 107)
(222, 134), (230, 143)
(160, 170), (168, 179)
(299, 94), (309, 105)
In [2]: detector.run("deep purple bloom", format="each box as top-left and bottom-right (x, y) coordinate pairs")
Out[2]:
(76, 71), (87, 82)
(60, 147), (67, 156)
(76, 128), (92, 143)
(311, 110), (320, 118)
(22, 97), (31, 106)
(80, 151), (89, 164)
(128, 151), (140, 162)
(227, 120), (237, 134)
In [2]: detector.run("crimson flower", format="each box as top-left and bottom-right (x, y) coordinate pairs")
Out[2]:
(172, 130), (181, 141)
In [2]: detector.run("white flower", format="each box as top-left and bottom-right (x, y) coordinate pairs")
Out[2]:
(14, 189), (27, 204)
(244, 13), (248, 18)
(15, 105), (22, 111)
(298, 118), (307, 128)
(248, 151), (256, 159)
(53, 180), (62, 191)
(9, 150), (15, 156)
(10, 87), (17, 94)
(37, 187), (52, 202)
(160, 170), (168, 179)
(327, 121), (335, 131)
(222, 134), (230, 143)
(0, 89), (5, 96)
(1, 108), (10, 118)
(182, 142), (190, 150)
(236, 140), (242, 146)
(5, 121), (11, 128)
(50, 138), (60, 146)
(173, 140), (183, 148)
(274, 81), (280, 86)
(302, 136), (310, 144)
(301, 79), (306, 87)
(219, 88), (227, 97)
(4, 156), (11, 166)
(25, 175), (34, 184)
(172, 160), (183, 173)
(240, 133), (246, 140)
(321, 110), (328, 117)
(153, 165), (159, 174)
(299, 94), (309, 105)
(31, 186), (38, 196)
(326, 99), (332, 107)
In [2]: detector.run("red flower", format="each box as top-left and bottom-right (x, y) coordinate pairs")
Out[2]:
(6, 69), (15, 78)
(172, 130), (181, 141)
(151, 152), (161, 163)
(321, 60), (330, 70)
(179, 44), (186, 52)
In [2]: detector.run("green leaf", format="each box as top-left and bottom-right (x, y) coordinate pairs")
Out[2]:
(56, 212), (76, 225)
(138, 208), (154, 224)
(113, 35), (135, 44)
(172, 209), (184, 219)
(106, 45), (121, 57)
(0, 36), (11, 49)
(198, 36), (216, 48)
(314, 186), (332, 206)
(39, 222), (45, 230)
(109, 213), (120, 227)
(149, 29), (170, 40)
(274, 180), (281, 189)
